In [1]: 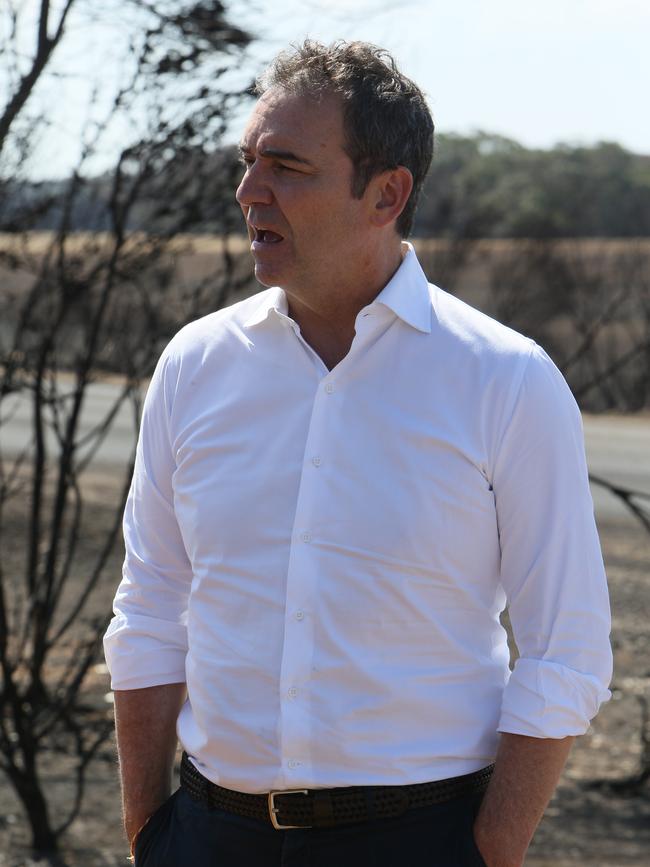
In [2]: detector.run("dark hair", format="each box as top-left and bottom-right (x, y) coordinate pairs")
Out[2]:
(256, 40), (434, 238)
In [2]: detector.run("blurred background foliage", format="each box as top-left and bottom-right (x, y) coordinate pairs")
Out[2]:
(417, 134), (650, 239)
(3, 134), (650, 238)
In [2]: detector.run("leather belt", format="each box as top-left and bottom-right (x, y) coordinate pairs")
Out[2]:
(180, 751), (493, 830)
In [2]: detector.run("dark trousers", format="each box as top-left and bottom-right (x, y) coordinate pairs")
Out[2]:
(134, 786), (487, 866)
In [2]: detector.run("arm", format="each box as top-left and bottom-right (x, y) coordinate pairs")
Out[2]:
(473, 733), (574, 867)
(114, 682), (187, 854)
(103, 348), (193, 846)
(492, 347), (611, 743)
(479, 347), (611, 863)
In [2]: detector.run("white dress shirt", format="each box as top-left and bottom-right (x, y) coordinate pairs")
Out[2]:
(103, 243), (612, 794)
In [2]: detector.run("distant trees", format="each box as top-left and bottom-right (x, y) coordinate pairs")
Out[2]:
(3, 133), (650, 239)
(414, 133), (650, 238)
(0, 0), (253, 859)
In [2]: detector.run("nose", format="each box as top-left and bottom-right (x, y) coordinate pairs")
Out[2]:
(236, 162), (273, 208)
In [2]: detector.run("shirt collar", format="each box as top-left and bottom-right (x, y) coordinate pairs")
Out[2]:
(369, 242), (432, 333)
(243, 241), (433, 333)
(243, 286), (288, 328)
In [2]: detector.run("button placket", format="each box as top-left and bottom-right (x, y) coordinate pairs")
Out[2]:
(276, 375), (334, 784)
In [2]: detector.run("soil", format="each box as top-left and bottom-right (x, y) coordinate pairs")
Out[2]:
(1, 470), (649, 867)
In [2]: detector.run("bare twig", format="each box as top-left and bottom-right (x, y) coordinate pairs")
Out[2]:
(0, 0), (77, 155)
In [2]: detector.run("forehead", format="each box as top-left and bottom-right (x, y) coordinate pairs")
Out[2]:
(241, 88), (347, 158)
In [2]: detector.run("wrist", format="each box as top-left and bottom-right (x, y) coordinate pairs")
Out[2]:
(127, 815), (152, 859)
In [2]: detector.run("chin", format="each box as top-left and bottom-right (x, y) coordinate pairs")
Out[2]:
(254, 262), (291, 289)
(254, 266), (278, 288)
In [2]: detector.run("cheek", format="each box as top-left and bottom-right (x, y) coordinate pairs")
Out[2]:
(284, 185), (364, 250)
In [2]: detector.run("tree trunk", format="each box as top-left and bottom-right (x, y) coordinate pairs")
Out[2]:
(8, 762), (59, 854)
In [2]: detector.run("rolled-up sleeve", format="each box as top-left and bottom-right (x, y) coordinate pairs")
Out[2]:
(103, 348), (192, 690)
(493, 344), (613, 738)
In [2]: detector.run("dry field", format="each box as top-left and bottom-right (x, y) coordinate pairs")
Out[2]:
(2, 232), (649, 412)
(0, 465), (649, 866)
(3, 232), (650, 307)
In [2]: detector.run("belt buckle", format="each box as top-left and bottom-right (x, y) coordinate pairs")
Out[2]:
(268, 789), (311, 830)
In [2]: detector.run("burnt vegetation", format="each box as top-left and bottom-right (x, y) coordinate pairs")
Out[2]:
(0, 0), (253, 859)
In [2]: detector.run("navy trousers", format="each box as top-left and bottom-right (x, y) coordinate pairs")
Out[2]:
(134, 786), (487, 866)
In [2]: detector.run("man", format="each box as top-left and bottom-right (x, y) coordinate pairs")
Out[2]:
(103, 40), (612, 867)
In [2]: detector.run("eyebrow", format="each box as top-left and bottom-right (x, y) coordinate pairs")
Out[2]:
(238, 144), (316, 168)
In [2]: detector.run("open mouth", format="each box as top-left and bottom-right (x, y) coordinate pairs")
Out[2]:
(252, 226), (284, 244)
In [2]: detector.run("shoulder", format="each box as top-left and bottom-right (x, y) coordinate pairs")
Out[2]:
(163, 288), (273, 362)
(428, 284), (539, 412)
(431, 284), (535, 364)
(433, 289), (577, 413)
(427, 286), (577, 462)
(144, 288), (273, 404)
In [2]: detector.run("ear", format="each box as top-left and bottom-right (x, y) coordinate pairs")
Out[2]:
(368, 166), (414, 230)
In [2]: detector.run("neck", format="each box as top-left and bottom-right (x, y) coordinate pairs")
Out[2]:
(284, 238), (405, 367)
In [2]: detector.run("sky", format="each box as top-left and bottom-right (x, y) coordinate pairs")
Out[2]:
(240, 0), (650, 152)
(4, 0), (650, 179)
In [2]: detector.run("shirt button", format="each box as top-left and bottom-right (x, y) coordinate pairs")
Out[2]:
(325, 382), (334, 393)
(301, 531), (311, 543)
(311, 456), (321, 467)
(288, 687), (298, 699)
(295, 610), (305, 621)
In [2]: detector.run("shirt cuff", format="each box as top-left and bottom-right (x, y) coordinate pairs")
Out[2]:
(498, 657), (612, 738)
(103, 614), (188, 690)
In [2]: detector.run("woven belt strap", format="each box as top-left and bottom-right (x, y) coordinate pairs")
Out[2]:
(180, 752), (494, 829)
